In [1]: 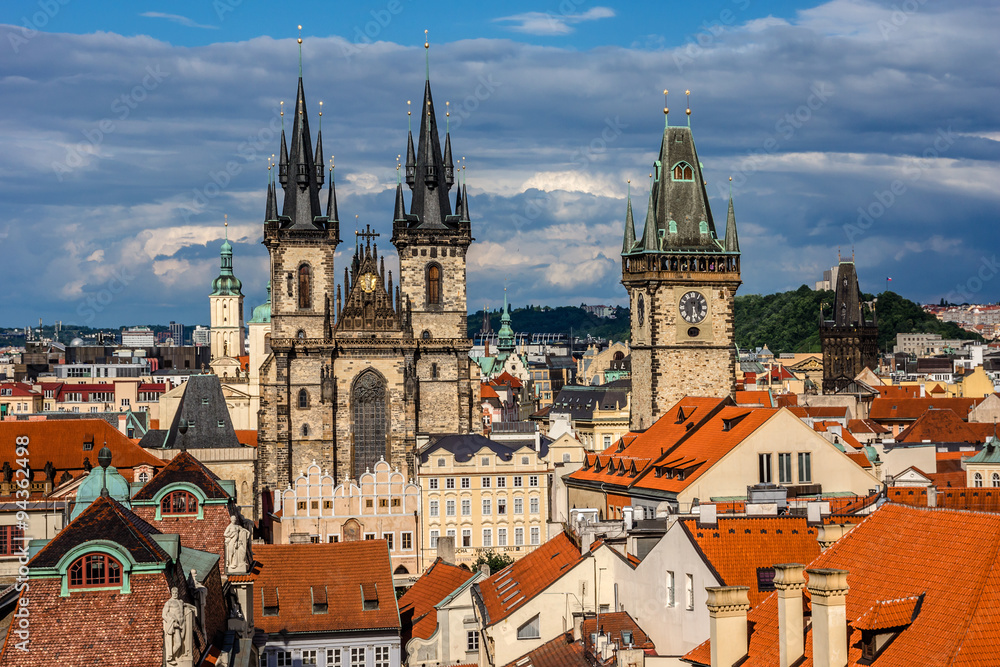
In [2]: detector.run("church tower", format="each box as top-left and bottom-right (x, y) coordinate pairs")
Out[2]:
(621, 103), (741, 430)
(390, 42), (473, 340)
(209, 223), (245, 360)
(820, 261), (878, 393)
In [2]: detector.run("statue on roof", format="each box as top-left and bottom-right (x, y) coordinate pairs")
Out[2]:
(162, 587), (195, 667)
(224, 515), (251, 573)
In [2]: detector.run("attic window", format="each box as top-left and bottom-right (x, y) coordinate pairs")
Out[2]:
(83, 439), (94, 451)
(262, 587), (279, 616)
(756, 567), (776, 592)
(699, 221), (709, 234)
(621, 630), (633, 646)
(311, 585), (328, 614)
(361, 582), (379, 611)
(517, 614), (541, 640)
(202, 397), (209, 405)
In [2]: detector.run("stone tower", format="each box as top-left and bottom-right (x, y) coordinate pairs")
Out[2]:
(819, 261), (878, 393)
(621, 112), (741, 431)
(209, 224), (245, 360)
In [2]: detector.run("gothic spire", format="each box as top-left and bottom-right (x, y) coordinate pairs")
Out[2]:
(454, 178), (464, 219)
(622, 188), (636, 254)
(405, 78), (453, 228)
(278, 101), (288, 187)
(724, 190), (739, 252)
(393, 181), (407, 222)
(326, 161), (339, 222)
(280, 77), (324, 230)
(640, 181), (659, 251)
(460, 181), (470, 222)
(265, 168), (278, 222)
(443, 122), (455, 187)
(314, 101), (325, 188)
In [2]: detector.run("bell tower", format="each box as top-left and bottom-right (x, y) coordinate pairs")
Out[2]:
(622, 96), (741, 430)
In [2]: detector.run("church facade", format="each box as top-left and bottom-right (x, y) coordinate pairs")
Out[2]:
(256, 66), (480, 509)
(621, 110), (742, 430)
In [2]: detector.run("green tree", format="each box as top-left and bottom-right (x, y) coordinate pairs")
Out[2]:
(472, 549), (514, 574)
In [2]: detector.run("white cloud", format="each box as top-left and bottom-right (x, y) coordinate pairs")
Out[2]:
(493, 7), (616, 36)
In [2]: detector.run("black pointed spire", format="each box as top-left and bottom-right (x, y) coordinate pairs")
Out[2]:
(326, 161), (339, 222)
(406, 79), (453, 228)
(393, 181), (407, 222)
(278, 101), (289, 187)
(724, 191), (739, 252)
(444, 123), (455, 187)
(640, 181), (659, 251)
(622, 188), (636, 254)
(280, 77), (324, 229)
(454, 180), (464, 219)
(460, 181), (470, 222)
(265, 178), (278, 222)
(314, 101), (325, 188)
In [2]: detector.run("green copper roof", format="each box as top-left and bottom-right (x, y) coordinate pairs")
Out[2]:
(967, 437), (1000, 464)
(71, 465), (131, 519)
(249, 281), (272, 324)
(210, 230), (243, 296)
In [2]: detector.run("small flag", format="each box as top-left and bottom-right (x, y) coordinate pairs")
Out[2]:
(887, 277), (892, 281)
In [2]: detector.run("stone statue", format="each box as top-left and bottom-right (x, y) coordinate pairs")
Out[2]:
(189, 569), (208, 637)
(162, 587), (194, 666)
(224, 515), (251, 573)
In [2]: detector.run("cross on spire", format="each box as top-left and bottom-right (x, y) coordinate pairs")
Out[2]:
(356, 224), (380, 251)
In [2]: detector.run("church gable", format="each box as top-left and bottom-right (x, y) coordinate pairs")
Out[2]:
(336, 227), (408, 334)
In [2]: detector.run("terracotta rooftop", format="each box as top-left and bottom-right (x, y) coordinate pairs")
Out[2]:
(254, 541), (400, 634)
(567, 397), (728, 489)
(684, 503), (1000, 666)
(869, 397), (982, 422)
(501, 631), (586, 667)
(481, 384), (500, 400)
(581, 611), (655, 652)
(398, 558), (475, 643)
(848, 418), (890, 435)
(0, 419), (164, 497)
(734, 390), (773, 407)
(895, 408), (994, 444)
(234, 429), (258, 447)
(680, 516), (820, 607)
(476, 531), (583, 626)
(494, 371), (524, 389)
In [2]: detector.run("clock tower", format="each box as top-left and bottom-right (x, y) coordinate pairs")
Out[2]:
(622, 106), (741, 431)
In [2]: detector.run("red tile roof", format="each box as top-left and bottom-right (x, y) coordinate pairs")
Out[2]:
(854, 595), (922, 631)
(804, 406), (849, 418)
(0, 382), (39, 397)
(398, 558), (475, 643)
(889, 486), (1000, 512)
(481, 384), (500, 399)
(869, 397), (981, 422)
(896, 409), (994, 444)
(845, 451), (872, 469)
(132, 450), (231, 501)
(0, 419), (164, 497)
(254, 541), (400, 634)
(234, 430), (258, 447)
(582, 611), (655, 651)
(477, 531), (583, 626)
(681, 516), (820, 607)
(501, 632), (587, 667)
(567, 397), (727, 489)
(735, 390), (772, 407)
(684, 503), (1000, 666)
(494, 371), (524, 389)
(848, 419), (890, 435)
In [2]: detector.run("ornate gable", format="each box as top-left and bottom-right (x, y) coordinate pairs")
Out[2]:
(336, 227), (410, 335)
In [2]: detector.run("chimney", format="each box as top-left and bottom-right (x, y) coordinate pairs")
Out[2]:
(706, 586), (750, 667)
(437, 535), (455, 564)
(700, 504), (717, 526)
(816, 523), (851, 550)
(927, 485), (937, 507)
(774, 564), (806, 667)
(806, 568), (849, 667)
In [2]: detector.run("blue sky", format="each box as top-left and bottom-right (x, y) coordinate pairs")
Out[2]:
(1, 0), (999, 328)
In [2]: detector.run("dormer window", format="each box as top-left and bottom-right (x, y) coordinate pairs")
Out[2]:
(160, 490), (199, 516)
(672, 162), (694, 181)
(68, 553), (122, 589)
(668, 221), (677, 234)
(699, 221), (709, 234)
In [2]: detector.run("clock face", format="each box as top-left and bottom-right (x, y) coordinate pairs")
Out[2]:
(359, 272), (378, 293)
(637, 293), (645, 326)
(679, 291), (708, 324)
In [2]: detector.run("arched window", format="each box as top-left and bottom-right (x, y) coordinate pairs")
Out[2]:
(668, 221), (677, 234)
(993, 473), (999, 488)
(393, 564), (409, 575)
(296, 329), (306, 339)
(298, 264), (312, 309)
(352, 370), (387, 479)
(160, 490), (199, 516)
(975, 472), (983, 488)
(302, 424), (309, 437)
(298, 388), (309, 409)
(673, 162), (693, 181)
(699, 221), (709, 234)
(68, 553), (122, 589)
(422, 330), (431, 340)
(427, 264), (442, 305)
(137, 471), (150, 484)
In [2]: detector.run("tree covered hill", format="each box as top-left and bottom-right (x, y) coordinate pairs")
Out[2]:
(468, 288), (980, 355)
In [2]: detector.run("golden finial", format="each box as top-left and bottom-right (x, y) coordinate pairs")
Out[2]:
(329, 156), (334, 173)
(297, 25), (302, 44)
(280, 101), (284, 116)
(407, 100), (411, 116)
(224, 214), (227, 227)
(424, 28), (429, 49)
(729, 176), (733, 181)
(686, 89), (691, 116)
(446, 101), (450, 118)
(318, 100), (323, 117)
